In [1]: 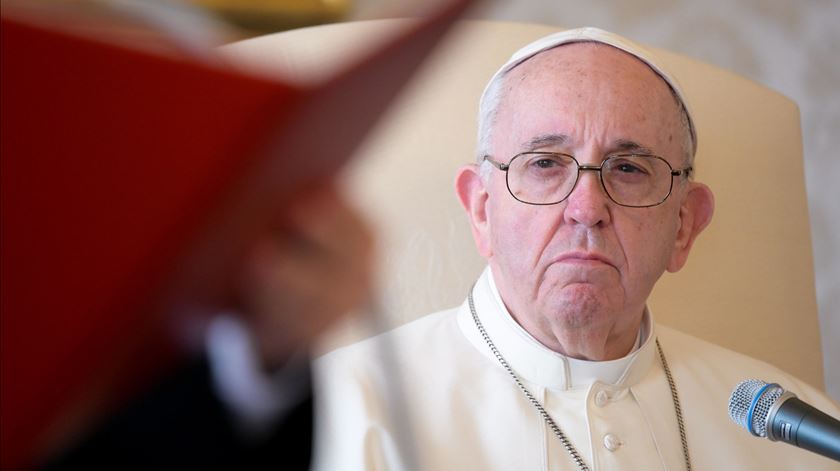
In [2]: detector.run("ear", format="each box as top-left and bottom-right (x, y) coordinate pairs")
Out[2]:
(667, 182), (715, 272)
(455, 164), (493, 257)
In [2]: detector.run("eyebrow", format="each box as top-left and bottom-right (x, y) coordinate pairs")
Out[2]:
(520, 133), (570, 152)
(612, 139), (655, 155)
(519, 135), (657, 155)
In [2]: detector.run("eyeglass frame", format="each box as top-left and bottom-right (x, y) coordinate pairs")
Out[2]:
(483, 151), (693, 208)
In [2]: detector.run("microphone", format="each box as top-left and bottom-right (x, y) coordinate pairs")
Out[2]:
(728, 379), (840, 462)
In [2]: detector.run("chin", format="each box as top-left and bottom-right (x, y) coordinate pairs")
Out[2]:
(542, 284), (610, 330)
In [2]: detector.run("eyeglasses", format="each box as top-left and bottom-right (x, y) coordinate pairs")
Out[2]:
(483, 152), (692, 208)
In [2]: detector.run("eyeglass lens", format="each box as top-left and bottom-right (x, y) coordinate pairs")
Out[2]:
(506, 153), (674, 207)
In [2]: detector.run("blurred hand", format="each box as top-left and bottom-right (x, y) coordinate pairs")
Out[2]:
(237, 183), (374, 371)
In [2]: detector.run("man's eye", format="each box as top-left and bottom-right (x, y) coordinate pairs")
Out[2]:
(534, 159), (557, 168)
(616, 162), (647, 174)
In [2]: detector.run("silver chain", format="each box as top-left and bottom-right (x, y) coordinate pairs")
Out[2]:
(656, 335), (692, 471)
(468, 289), (691, 471)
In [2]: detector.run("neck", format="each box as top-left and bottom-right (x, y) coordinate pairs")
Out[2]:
(496, 292), (645, 361)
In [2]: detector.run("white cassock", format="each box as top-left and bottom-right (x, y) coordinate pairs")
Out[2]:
(313, 268), (840, 470)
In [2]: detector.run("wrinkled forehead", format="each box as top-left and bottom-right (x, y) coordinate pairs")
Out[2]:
(483, 27), (696, 152)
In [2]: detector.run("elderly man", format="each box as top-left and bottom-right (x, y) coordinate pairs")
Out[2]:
(314, 27), (839, 470)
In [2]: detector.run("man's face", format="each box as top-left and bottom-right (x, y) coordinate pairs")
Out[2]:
(470, 43), (703, 360)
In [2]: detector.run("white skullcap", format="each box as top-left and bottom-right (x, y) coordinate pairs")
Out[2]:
(481, 26), (697, 154)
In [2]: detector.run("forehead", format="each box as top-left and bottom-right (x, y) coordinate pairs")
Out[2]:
(495, 43), (684, 155)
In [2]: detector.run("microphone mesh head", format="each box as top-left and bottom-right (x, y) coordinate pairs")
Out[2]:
(728, 379), (784, 437)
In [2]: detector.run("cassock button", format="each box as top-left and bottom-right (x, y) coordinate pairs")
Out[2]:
(594, 390), (609, 407)
(603, 433), (622, 452)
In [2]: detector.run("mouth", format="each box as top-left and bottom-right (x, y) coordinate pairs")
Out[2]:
(554, 252), (615, 268)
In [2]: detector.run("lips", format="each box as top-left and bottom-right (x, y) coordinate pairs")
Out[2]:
(555, 251), (615, 268)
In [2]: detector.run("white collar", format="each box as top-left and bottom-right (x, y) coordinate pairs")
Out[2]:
(457, 267), (657, 391)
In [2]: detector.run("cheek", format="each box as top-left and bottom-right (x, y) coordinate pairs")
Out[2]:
(620, 211), (679, 279)
(490, 208), (529, 258)
(488, 201), (555, 269)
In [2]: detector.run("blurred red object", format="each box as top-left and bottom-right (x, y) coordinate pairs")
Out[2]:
(0, 0), (472, 468)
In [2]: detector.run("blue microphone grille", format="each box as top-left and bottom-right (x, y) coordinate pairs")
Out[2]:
(728, 379), (784, 437)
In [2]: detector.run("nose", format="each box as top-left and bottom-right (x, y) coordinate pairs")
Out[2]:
(562, 168), (612, 227)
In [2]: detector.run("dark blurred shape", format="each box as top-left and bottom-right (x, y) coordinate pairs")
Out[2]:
(1, 12), (302, 469)
(39, 357), (314, 471)
(0, 0), (473, 468)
